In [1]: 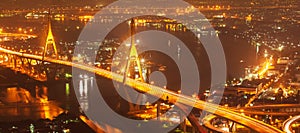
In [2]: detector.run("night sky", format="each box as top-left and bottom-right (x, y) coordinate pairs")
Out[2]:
(0, 0), (297, 9)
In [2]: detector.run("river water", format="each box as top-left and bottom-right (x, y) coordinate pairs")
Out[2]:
(0, 15), (259, 122)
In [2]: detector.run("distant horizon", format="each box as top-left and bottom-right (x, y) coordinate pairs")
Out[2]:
(0, 0), (297, 9)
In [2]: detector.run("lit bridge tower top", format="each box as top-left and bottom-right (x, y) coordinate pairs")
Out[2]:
(123, 19), (144, 83)
(43, 13), (58, 60)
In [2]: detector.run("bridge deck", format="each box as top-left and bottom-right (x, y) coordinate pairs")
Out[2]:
(0, 47), (284, 133)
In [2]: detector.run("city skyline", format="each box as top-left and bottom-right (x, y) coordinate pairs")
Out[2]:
(0, 0), (299, 132)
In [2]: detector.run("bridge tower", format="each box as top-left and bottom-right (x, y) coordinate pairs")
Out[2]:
(42, 16), (58, 60)
(40, 12), (59, 81)
(123, 19), (144, 83)
(122, 19), (145, 112)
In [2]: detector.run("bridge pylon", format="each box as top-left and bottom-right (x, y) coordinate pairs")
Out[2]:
(122, 19), (145, 112)
(42, 16), (58, 60)
(123, 19), (144, 83)
(40, 12), (59, 81)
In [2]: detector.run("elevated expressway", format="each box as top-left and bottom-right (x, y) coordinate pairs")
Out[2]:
(283, 115), (300, 133)
(0, 47), (283, 133)
(203, 104), (300, 132)
(242, 104), (300, 109)
(229, 104), (300, 116)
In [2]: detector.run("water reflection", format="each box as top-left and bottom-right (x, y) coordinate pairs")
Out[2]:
(0, 87), (64, 121)
(78, 74), (94, 113)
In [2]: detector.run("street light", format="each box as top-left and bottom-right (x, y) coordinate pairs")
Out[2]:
(278, 45), (284, 52)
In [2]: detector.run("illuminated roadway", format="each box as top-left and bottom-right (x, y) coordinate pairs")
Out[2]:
(0, 33), (37, 37)
(202, 104), (300, 132)
(231, 109), (298, 116)
(202, 114), (230, 133)
(283, 115), (300, 133)
(0, 47), (284, 133)
(227, 104), (300, 116)
(242, 104), (300, 109)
